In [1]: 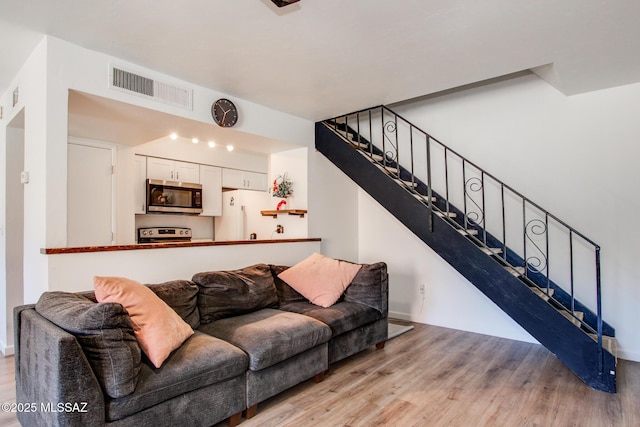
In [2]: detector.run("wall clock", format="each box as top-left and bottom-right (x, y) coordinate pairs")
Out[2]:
(211, 98), (238, 127)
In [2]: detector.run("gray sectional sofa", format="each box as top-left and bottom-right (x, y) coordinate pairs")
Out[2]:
(13, 261), (388, 427)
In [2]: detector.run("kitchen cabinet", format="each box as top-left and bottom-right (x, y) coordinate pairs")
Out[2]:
(200, 165), (222, 216)
(147, 157), (199, 183)
(134, 155), (147, 214)
(222, 168), (267, 191)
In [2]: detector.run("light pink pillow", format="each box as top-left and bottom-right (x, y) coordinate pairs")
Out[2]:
(277, 253), (362, 307)
(94, 276), (194, 368)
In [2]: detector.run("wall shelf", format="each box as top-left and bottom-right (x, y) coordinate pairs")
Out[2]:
(261, 209), (307, 218)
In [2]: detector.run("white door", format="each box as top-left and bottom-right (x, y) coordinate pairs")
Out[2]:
(68, 142), (114, 246)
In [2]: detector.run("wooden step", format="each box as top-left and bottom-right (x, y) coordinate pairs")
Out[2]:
(394, 178), (418, 188)
(457, 228), (479, 236)
(413, 193), (436, 202)
(357, 149), (384, 162)
(560, 310), (584, 327)
(479, 247), (502, 256)
(506, 266), (526, 277)
(435, 211), (457, 219)
(531, 287), (554, 301)
(375, 163), (399, 174)
(588, 334), (618, 360)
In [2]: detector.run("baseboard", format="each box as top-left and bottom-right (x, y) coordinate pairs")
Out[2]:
(388, 311), (412, 322)
(618, 349), (640, 363)
(0, 341), (14, 356)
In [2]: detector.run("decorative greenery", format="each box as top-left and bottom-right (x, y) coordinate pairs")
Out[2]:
(271, 172), (293, 198)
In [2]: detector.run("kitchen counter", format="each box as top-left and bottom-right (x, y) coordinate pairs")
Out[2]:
(41, 238), (321, 255)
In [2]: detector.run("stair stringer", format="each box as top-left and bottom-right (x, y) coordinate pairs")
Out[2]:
(316, 122), (616, 393)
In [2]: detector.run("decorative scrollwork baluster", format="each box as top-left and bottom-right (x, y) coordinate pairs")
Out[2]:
(383, 120), (398, 162)
(525, 219), (548, 274)
(464, 176), (485, 226)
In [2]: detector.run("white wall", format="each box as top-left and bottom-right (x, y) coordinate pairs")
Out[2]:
(268, 147), (309, 239)
(388, 73), (640, 361)
(358, 190), (535, 343)
(0, 35), (317, 328)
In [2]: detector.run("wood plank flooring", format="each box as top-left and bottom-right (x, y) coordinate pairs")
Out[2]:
(2, 322), (639, 426)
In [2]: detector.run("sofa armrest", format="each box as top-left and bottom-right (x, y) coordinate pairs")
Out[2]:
(343, 262), (388, 316)
(14, 306), (106, 427)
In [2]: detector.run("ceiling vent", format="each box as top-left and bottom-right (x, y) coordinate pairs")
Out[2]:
(109, 66), (193, 110)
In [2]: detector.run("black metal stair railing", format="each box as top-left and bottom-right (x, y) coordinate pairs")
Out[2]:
(324, 105), (611, 374)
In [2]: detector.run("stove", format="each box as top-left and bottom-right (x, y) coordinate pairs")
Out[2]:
(138, 227), (192, 243)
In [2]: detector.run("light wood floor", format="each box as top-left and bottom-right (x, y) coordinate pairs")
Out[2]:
(2, 323), (639, 427)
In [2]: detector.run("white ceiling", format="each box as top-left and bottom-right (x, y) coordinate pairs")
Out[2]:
(2, 0), (640, 121)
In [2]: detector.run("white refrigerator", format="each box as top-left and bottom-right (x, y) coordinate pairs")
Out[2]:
(215, 190), (270, 241)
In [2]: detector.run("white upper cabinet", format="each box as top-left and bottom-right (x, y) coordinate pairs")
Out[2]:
(222, 168), (267, 191)
(147, 157), (199, 183)
(200, 165), (222, 216)
(134, 155), (147, 214)
(175, 161), (200, 183)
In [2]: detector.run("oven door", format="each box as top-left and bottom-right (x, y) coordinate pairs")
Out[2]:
(147, 179), (203, 214)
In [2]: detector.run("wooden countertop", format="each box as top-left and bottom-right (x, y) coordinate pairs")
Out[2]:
(41, 238), (322, 255)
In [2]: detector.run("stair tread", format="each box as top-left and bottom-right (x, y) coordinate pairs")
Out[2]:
(479, 247), (502, 255)
(413, 193), (436, 202)
(435, 211), (457, 218)
(357, 150), (384, 162)
(457, 228), (479, 236)
(394, 178), (418, 187)
(588, 334), (618, 359)
(560, 310), (584, 327)
(506, 266), (526, 276)
(531, 287), (554, 301)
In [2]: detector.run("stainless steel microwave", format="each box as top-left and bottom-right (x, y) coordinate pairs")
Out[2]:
(146, 179), (203, 214)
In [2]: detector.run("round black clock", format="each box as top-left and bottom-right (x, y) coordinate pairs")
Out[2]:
(211, 98), (238, 127)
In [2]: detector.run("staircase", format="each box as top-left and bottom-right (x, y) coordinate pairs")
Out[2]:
(315, 105), (617, 393)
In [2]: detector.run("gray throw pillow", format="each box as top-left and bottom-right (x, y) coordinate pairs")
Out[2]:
(192, 263), (278, 323)
(148, 280), (200, 329)
(343, 262), (388, 315)
(35, 291), (141, 398)
(270, 264), (307, 305)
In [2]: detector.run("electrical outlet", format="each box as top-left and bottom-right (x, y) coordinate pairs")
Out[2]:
(419, 284), (425, 295)
(276, 224), (284, 234)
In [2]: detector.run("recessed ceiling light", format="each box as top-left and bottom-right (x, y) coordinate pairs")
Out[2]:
(170, 133), (178, 140)
(208, 141), (215, 148)
(226, 145), (234, 152)
(192, 138), (199, 144)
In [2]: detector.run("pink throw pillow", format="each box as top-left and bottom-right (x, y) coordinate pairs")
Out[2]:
(277, 253), (362, 307)
(94, 276), (194, 368)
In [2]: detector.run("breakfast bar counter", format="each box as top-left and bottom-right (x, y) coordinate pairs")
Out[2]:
(41, 238), (322, 255)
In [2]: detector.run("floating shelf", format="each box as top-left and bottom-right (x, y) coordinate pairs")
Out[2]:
(261, 209), (308, 218)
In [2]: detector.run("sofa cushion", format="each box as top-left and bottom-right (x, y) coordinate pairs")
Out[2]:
(343, 262), (388, 315)
(277, 253), (362, 308)
(147, 280), (200, 329)
(78, 280), (201, 329)
(270, 264), (306, 305)
(94, 276), (194, 368)
(279, 301), (383, 336)
(35, 291), (141, 399)
(198, 308), (331, 371)
(105, 331), (248, 422)
(192, 263), (278, 323)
